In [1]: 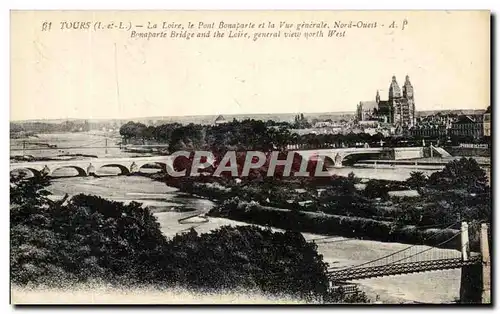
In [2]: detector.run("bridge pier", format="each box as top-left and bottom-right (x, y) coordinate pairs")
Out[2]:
(333, 153), (343, 168)
(459, 222), (491, 304)
(461, 222), (470, 261)
(130, 162), (139, 174)
(480, 223), (491, 304)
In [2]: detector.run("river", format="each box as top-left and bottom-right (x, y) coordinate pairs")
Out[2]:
(13, 132), (465, 303)
(46, 175), (462, 304)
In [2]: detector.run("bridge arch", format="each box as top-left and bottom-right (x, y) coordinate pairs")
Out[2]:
(51, 166), (87, 177)
(340, 152), (386, 166)
(98, 164), (131, 176)
(10, 167), (41, 178)
(137, 162), (171, 174)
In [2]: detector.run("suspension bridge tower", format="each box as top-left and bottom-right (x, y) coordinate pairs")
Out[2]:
(459, 222), (491, 304)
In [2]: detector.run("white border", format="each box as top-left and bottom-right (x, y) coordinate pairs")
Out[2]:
(2, 1), (498, 313)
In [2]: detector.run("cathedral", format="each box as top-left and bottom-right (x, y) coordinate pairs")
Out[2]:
(356, 75), (416, 127)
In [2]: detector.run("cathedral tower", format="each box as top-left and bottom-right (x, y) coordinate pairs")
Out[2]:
(388, 75), (401, 99)
(402, 75), (415, 126)
(388, 75), (415, 128)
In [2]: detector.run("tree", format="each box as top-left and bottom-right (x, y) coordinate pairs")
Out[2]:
(119, 121), (147, 139)
(428, 158), (488, 193)
(406, 171), (428, 190)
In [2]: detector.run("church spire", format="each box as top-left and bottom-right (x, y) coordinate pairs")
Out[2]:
(403, 74), (414, 98)
(389, 75), (401, 99)
(404, 75), (412, 86)
(376, 90), (380, 103)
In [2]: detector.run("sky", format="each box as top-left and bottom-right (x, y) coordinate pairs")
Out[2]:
(10, 10), (490, 121)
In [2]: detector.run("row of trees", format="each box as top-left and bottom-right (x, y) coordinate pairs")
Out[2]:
(209, 198), (465, 250)
(119, 119), (387, 152)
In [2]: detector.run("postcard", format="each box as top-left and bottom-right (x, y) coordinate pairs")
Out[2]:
(10, 10), (491, 305)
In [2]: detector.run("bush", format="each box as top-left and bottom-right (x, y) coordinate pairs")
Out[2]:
(364, 180), (389, 200)
(166, 226), (330, 301)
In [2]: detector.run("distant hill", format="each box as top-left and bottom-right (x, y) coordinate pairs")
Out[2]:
(12, 112), (356, 126)
(12, 109), (486, 126)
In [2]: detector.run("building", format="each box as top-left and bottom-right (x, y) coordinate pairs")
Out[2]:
(356, 100), (379, 121)
(214, 115), (228, 125)
(416, 113), (456, 129)
(356, 75), (416, 128)
(449, 115), (484, 140)
(483, 106), (491, 137)
(409, 124), (448, 138)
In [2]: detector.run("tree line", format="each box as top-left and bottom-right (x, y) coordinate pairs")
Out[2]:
(120, 119), (414, 152)
(120, 119), (490, 154)
(10, 121), (91, 134)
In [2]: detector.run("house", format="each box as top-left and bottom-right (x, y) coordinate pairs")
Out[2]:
(450, 115), (484, 140)
(483, 106), (491, 137)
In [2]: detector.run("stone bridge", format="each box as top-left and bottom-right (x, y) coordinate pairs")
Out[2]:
(293, 147), (425, 167)
(10, 147), (426, 177)
(10, 156), (176, 177)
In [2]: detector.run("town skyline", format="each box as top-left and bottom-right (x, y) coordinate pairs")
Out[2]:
(10, 107), (488, 123)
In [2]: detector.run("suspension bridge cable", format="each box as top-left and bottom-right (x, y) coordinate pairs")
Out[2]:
(381, 230), (463, 267)
(329, 220), (461, 271)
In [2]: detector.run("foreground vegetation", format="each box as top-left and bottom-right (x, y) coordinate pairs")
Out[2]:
(10, 175), (367, 303)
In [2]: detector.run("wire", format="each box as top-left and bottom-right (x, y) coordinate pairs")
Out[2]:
(330, 220), (461, 271)
(381, 231), (463, 267)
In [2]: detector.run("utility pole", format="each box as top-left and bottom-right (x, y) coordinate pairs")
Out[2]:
(22, 140), (26, 156)
(105, 138), (108, 155)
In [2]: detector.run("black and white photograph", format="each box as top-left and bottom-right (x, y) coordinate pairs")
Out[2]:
(8, 10), (492, 305)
